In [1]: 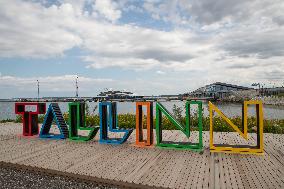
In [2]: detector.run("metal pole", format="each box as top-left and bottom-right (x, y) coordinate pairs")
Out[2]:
(76, 76), (79, 97)
(37, 80), (39, 101)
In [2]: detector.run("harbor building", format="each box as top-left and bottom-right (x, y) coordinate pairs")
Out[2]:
(188, 82), (253, 99)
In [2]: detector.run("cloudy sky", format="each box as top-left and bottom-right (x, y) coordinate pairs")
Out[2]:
(0, 0), (284, 98)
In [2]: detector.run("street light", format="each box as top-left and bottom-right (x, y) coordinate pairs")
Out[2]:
(75, 76), (79, 98)
(37, 80), (39, 101)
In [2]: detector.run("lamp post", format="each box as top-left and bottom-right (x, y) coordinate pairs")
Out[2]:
(37, 80), (39, 101)
(75, 76), (79, 98)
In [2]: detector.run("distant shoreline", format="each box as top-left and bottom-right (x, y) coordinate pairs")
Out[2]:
(1, 99), (284, 106)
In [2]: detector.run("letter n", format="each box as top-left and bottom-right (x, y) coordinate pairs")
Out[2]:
(209, 100), (264, 155)
(156, 101), (203, 151)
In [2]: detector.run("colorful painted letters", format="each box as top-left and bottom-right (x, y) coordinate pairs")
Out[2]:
(39, 103), (69, 139)
(99, 102), (133, 144)
(15, 102), (46, 136)
(209, 100), (264, 155)
(155, 101), (203, 151)
(68, 102), (99, 141)
(135, 102), (154, 147)
(14, 100), (264, 154)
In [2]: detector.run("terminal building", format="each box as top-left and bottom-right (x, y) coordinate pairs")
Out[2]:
(189, 82), (253, 99)
(261, 87), (284, 96)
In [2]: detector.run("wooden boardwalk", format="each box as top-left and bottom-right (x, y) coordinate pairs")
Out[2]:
(0, 123), (283, 189)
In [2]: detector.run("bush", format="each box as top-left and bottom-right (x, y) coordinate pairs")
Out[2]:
(0, 119), (15, 123)
(15, 115), (22, 123)
(3, 112), (284, 134)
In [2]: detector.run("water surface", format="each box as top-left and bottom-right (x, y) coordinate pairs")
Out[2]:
(1, 101), (283, 120)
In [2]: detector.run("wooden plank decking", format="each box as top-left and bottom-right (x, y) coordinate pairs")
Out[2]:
(0, 123), (283, 188)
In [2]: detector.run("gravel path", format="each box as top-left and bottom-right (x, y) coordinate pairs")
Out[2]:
(0, 166), (118, 189)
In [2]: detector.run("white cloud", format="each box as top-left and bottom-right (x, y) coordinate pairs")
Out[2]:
(0, 0), (83, 58)
(93, 0), (121, 22)
(143, 1), (189, 25)
(0, 74), (113, 94)
(85, 56), (161, 71)
(0, 0), (284, 96)
(156, 70), (166, 75)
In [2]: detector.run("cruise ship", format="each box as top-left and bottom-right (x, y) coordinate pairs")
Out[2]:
(98, 89), (141, 100)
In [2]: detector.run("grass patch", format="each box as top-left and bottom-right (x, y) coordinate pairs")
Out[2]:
(1, 114), (282, 134)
